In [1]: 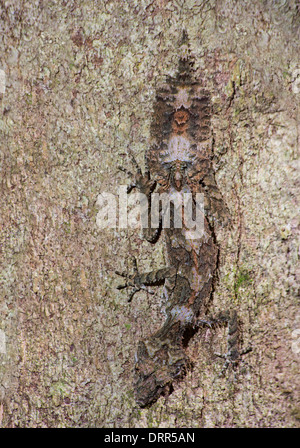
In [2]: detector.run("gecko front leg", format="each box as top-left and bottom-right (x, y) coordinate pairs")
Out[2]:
(213, 310), (252, 375)
(116, 256), (176, 302)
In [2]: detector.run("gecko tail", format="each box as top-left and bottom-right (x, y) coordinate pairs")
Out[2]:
(175, 29), (194, 83)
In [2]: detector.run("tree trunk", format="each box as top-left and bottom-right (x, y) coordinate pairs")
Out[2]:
(0, 0), (299, 428)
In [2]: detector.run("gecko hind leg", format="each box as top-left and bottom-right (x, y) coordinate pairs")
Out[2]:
(118, 152), (156, 197)
(118, 152), (162, 243)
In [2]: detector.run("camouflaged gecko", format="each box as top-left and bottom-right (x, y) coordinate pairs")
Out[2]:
(117, 31), (250, 407)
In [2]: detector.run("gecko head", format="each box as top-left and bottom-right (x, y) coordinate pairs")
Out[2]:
(133, 341), (171, 407)
(134, 370), (170, 408)
(133, 339), (187, 407)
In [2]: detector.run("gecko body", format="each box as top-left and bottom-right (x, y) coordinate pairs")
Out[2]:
(118, 32), (246, 407)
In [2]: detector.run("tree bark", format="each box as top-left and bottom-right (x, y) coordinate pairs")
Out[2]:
(0, 0), (299, 428)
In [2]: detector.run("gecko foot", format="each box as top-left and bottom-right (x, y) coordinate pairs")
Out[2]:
(118, 151), (156, 196)
(116, 256), (155, 302)
(215, 346), (252, 377)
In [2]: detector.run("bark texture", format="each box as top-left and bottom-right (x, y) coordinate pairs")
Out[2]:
(0, 0), (299, 427)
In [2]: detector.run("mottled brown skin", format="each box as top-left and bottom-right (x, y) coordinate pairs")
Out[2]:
(118, 32), (242, 408)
